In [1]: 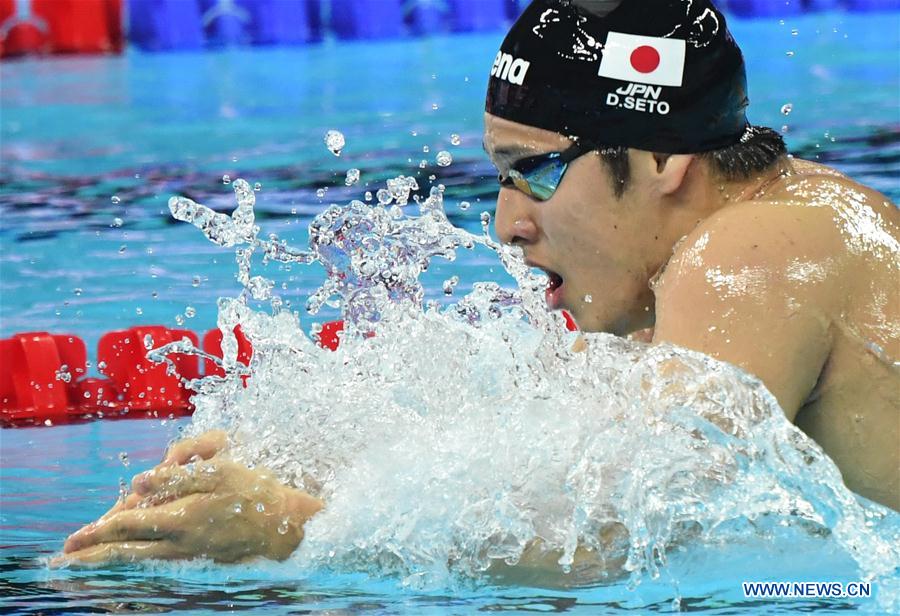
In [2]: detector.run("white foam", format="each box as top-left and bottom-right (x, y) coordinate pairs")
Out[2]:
(161, 177), (898, 600)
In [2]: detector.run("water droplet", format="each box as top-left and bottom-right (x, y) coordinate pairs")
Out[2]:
(277, 519), (289, 534)
(780, 103), (793, 116)
(44, 419), (53, 426)
(111, 195), (121, 204)
(583, 294), (593, 303)
(419, 160), (427, 169)
(255, 502), (265, 513)
(450, 133), (461, 146)
(112, 217), (123, 228)
(143, 334), (154, 349)
(376, 189), (392, 205)
(98, 361), (107, 370)
(435, 151), (452, 167)
(316, 188), (327, 199)
(118, 245), (127, 254)
(175, 314), (185, 326)
(324, 130), (345, 156)
(83, 391), (92, 399)
(233, 502), (243, 514)
(781, 124), (789, 134)
(791, 28), (799, 35)
(254, 182), (262, 191)
(192, 276), (202, 287)
(119, 451), (130, 467)
(185, 306), (196, 318)
(73, 288), (83, 296)
(344, 168), (361, 186)
(459, 201), (470, 211)
(443, 275), (460, 295)
(222, 174), (231, 184)
(364, 191), (373, 201)
(431, 103), (439, 110)
(785, 50), (795, 57)
(422, 145), (430, 154)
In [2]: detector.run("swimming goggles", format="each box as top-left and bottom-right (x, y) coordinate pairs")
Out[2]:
(498, 140), (598, 201)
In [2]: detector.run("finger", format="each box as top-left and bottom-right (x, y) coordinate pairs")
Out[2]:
(64, 506), (181, 553)
(132, 458), (220, 500)
(163, 430), (227, 466)
(52, 540), (185, 567)
(99, 491), (145, 518)
(120, 492), (143, 510)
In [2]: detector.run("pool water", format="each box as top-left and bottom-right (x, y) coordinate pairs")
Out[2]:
(1, 10), (899, 615)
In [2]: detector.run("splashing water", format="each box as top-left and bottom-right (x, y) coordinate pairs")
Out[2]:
(158, 176), (897, 603)
(324, 130), (345, 156)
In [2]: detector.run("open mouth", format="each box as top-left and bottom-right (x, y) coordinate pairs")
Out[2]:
(543, 269), (565, 310)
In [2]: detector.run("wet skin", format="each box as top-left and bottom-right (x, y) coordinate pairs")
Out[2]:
(57, 114), (898, 570)
(55, 431), (323, 565)
(485, 113), (899, 511)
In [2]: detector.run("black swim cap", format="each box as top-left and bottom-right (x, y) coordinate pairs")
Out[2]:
(485, 0), (750, 153)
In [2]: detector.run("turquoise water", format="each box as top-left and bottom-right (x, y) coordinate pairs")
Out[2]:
(1, 11), (899, 614)
(4, 419), (895, 613)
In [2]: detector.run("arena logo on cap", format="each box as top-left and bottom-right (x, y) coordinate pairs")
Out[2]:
(598, 32), (686, 87)
(491, 51), (530, 86)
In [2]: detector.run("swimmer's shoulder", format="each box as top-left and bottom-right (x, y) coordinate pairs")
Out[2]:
(661, 195), (849, 299)
(767, 158), (899, 224)
(665, 155), (900, 292)
(653, 200), (841, 415)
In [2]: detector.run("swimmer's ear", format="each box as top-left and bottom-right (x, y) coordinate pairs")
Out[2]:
(651, 152), (695, 196)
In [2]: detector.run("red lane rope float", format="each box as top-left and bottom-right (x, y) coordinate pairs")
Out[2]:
(0, 0), (123, 58)
(0, 332), (87, 423)
(317, 320), (344, 352)
(94, 326), (200, 413)
(1, 312), (576, 427)
(562, 310), (578, 332)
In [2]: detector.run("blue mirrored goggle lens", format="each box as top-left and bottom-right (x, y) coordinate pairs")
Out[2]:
(508, 159), (568, 201)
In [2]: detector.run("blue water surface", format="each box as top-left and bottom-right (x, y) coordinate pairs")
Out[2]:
(1, 10), (899, 615)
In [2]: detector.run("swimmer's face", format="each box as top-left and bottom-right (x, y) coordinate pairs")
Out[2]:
(484, 112), (683, 335)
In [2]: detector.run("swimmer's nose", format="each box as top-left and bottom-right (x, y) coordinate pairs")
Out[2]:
(494, 188), (538, 246)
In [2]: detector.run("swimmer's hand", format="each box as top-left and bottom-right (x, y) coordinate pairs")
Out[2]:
(108, 429), (230, 514)
(160, 429), (229, 465)
(53, 457), (322, 566)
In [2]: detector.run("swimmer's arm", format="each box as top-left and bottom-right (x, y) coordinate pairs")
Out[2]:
(487, 526), (629, 587)
(651, 205), (834, 419)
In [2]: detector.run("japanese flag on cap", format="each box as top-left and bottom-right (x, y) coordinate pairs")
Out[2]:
(598, 32), (686, 87)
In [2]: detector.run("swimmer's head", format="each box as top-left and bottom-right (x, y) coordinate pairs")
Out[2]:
(485, 0), (749, 153)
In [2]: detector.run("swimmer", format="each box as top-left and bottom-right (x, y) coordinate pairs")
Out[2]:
(57, 0), (898, 569)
